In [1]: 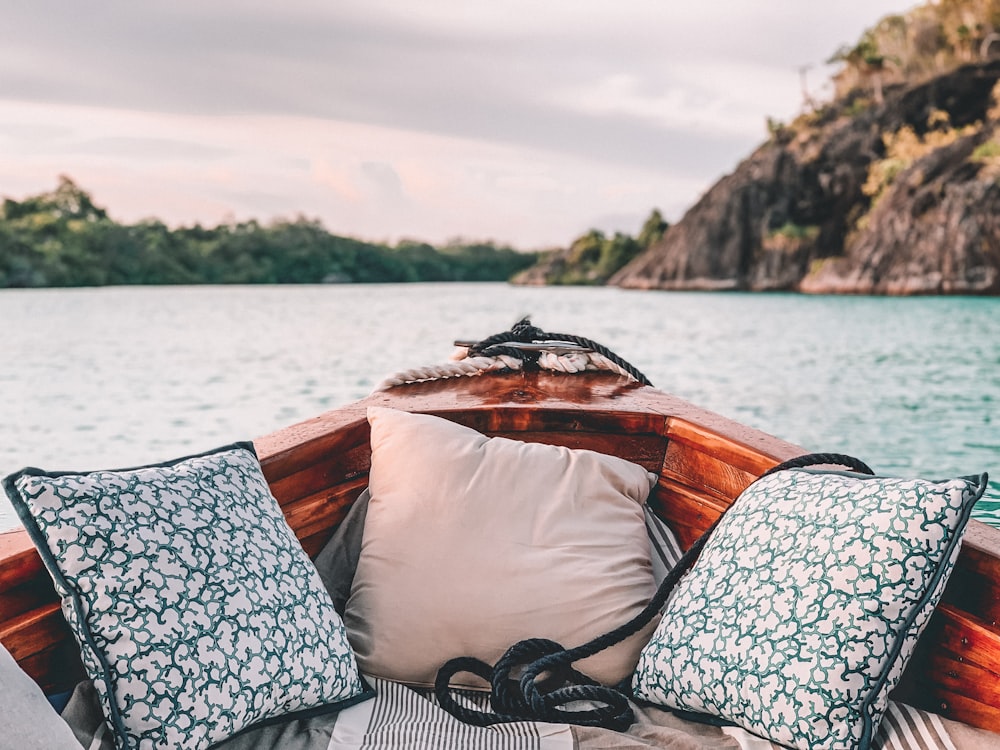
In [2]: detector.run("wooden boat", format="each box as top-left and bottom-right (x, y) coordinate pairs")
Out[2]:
(2, 353), (1000, 735)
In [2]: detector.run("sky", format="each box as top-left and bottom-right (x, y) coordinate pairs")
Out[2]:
(1, 1), (917, 250)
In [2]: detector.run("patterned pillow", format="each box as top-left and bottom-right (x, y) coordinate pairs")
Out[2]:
(631, 469), (988, 750)
(4, 443), (372, 750)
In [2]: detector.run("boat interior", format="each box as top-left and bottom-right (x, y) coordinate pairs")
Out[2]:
(1, 371), (999, 739)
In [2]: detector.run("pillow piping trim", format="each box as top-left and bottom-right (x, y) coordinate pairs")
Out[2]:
(8, 484), (134, 742)
(3, 441), (373, 750)
(218, 676), (376, 745)
(855, 471), (988, 749)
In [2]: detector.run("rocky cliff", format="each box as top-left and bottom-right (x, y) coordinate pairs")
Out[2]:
(610, 61), (1000, 295)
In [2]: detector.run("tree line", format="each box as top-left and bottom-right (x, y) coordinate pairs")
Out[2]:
(0, 177), (539, 287)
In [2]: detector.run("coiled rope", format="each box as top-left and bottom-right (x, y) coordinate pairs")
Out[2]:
(373, 318), (652, 392)
(434, 452), (875, 730)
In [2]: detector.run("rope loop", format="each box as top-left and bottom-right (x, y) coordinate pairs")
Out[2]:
(760, 452), (875, 478)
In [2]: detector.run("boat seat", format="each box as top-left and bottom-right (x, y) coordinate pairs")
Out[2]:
(46, 502), (1000, 749)
(0, 641), (83, 749)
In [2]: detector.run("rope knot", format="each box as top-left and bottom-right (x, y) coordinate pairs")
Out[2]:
(373, 318), (653, 390)
(462, 318), (653, 385)
(510, 317), (545, 343)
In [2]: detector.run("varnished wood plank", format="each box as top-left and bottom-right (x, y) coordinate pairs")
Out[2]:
(907, 647), (1000, 720)
(266, 445), (371, 508)
(928, 604), (1000, 675)
(282, 478), (367, 545)
(942, 525), (1000, 626)
(0, 601), (67, 662)
(964, 522), (1000, 574)
(665, 417), (799, 475)
(16, 641), (85, 695)
(0, 531), (43, 592)
(654, 480), (730, 550)
(932, 693), (1000, 735)
(498, 431), (666, 472)
(432, 408), (668, 439)
(893, 657), (1000, 734)
(894, 604), (1000, 726)
(661, 441), (757, 502)
(941, 564), (1000, 628)
(257, 417), (371, 484)
(254, 373), (800, 472)
(0, 580), (59, 626)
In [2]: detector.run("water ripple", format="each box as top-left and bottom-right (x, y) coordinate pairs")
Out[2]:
(1, 285), (997, 530)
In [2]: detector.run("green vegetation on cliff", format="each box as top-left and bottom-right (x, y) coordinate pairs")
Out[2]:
(829, 0), (1000, 106)
(511, 209), (667, 286)
(0, 178), (538, 288)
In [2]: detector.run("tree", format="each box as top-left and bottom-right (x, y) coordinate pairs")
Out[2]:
(637, 209), (668, 249)
(828, 33), (891, 105)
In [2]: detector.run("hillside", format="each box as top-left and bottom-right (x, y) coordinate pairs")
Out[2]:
(611, 60), (1000, 294)
(517, 0), (1000, 294)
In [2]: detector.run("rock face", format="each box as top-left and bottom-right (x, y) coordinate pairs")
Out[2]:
(801, 131), (1000, 294)
(611, 61), (1000, 295)
(512, 254), (563, 285)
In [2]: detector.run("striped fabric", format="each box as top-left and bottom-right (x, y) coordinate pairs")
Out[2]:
(645, 505), (685, 582)
(723, 705), (959, 750)
(329, 677), (573, 749)
(327, 678), (964, 750)
(874, 702), (959, 750)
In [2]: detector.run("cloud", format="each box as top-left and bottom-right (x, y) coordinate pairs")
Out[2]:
(0, 0), (918, 246)
(552, 66), (797, 139)
(360, 162), (407, 204)
(62, 137), (233, 161)
(1, 98), (704, 247)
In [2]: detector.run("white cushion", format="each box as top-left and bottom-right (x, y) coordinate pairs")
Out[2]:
(345, 407), (658, 689)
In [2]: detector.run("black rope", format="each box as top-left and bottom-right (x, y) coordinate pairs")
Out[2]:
(760, 452), (874, 478)
(434, 452), (875, 729)
(466, 318), (653, 386)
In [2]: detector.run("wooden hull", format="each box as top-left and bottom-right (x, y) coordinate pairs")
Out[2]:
(1, 371), (999, 732)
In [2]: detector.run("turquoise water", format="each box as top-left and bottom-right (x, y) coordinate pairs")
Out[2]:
(1, 284), (997, 530)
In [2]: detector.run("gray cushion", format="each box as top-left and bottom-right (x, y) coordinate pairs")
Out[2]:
(314, 488), (370, 615)
(0, 641), (82, 749)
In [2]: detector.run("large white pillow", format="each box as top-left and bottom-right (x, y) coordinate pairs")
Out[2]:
(344, 407), (658, 689)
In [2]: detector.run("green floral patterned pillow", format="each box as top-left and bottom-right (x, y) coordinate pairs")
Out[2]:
(631, 469), (988, 750)
(4, 443), (372, 750)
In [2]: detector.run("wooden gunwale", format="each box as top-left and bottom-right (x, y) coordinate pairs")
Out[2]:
(0, 371), (999, 731)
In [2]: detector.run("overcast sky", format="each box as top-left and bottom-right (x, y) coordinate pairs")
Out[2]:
(1, 1), (916, 249)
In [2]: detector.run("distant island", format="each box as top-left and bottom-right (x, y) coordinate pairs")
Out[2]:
(518, 0), (1000, 295)
(0, 177), (538, 287)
